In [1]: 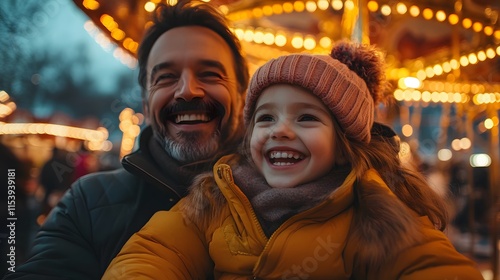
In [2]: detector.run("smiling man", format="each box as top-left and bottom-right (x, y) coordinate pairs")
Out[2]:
(3, 1), (249, 279)
(144, 25), (244, 163)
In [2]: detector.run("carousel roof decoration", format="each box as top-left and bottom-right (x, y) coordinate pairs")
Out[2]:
(73, 0), (500, 167)
(73, 0), (500, 107)
(73, 0), (500, 158)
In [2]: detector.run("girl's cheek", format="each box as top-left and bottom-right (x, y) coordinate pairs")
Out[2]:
(249, 129), (266, 155)
(251, 128), (271, 145)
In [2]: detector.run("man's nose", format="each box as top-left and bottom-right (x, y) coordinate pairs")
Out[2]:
(174, 71), (205, 101)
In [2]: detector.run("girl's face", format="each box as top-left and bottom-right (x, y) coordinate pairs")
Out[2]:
(250, 84), (337, 188)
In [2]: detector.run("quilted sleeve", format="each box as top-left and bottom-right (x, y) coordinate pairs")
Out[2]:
(103, 207), (213, 280)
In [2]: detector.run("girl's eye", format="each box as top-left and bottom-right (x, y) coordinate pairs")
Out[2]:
(299, 114), (319, 121)
(256, 114), (274, 122)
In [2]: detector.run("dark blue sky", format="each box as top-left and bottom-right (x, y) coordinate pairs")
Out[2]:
(34, 0), (133, 91)
(0, 0), (141, 141)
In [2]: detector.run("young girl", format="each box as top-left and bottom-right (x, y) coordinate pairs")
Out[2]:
(103, 41), (483, 279)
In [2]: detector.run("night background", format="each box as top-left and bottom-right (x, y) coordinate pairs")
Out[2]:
(0, 0), (499, 278)
(0, 0), (141, 143)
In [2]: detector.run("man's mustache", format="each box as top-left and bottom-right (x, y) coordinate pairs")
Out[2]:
(159, 100), (225, 121)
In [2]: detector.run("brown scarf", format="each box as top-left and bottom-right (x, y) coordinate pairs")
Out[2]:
(232, 160), (351, 237)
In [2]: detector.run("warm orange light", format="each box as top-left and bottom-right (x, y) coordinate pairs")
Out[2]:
(435, 10), (446, 21)
(144, 2), (156, 12)
(462, 18), (472, 29)
(409, 6), (420, 17)
(448, 14), (459, 25)
(396, 3), (407, 14)
(293, 1), (305, 12)
(83, 0), (100, 10)
(483, 26), (493, 36)
(367, 1), (378, 12)
(422, 8), (433, 20)
(262, 5), (273, 16)
(472, 22), (483, 32)
(100, 14), (117, 31)
(111, 29), (126, 41)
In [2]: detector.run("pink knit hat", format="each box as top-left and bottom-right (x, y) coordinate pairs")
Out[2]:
(244, 41), (386, 143)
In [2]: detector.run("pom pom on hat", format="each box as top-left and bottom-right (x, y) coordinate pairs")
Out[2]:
(330, 41), (386, 105)
(244, 40), (387, 143)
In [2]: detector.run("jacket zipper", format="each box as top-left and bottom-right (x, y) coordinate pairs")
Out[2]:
(253, 199), (333, 274)
(218, 165), (331, 277)
(219, 166), (268, 241)
(124, 158), (181, 199)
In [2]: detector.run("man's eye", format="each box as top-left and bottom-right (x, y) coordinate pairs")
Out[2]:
(200, 71), (223, 80)
(299, 114), (319, 121)
(154, 74), (176, 85)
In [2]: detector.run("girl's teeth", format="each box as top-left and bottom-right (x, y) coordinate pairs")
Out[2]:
(273, 162), (293, 166)
(270, 151), (303, 159)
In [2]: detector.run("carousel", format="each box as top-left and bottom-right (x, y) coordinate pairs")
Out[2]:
(72, 0), (500, 277)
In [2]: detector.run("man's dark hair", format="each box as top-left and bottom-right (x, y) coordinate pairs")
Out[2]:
(137, 0), (249, 97)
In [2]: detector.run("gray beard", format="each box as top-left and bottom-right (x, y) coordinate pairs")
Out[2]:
(161, 130), (220, 163)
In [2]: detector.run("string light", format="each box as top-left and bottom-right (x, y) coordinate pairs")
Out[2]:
(119, 108), (144, 158)
(0, 123), (109, 151)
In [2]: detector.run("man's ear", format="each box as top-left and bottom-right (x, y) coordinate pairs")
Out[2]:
(238, 93), (245, 118)
(142, 97), (151, 125)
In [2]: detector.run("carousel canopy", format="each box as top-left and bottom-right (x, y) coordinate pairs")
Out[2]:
(72, 0), (500, 108)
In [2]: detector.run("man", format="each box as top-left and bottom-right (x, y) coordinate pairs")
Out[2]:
(3, 0), (249, 279)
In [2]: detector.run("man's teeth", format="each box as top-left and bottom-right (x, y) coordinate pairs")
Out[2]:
(269, 151), (303, 160)
(175, 114), (210, 123)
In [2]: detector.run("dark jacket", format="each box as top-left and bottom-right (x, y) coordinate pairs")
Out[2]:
(3, 126), (188, 280)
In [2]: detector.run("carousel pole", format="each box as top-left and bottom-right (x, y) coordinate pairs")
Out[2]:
(340, 0), (370, 44)
(409, 103), (422, 142)
(465, 107), (476, 258)
(450, 0), (480, 266)
(488, 104), (500, 279)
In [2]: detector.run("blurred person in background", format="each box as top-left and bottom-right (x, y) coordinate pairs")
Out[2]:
(37, 145), (100, 225)
(37, 147), (76, 224)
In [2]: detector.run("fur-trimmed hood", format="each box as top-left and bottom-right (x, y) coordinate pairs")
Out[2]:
(182, 154), (425, 272)
(106, 154), (483, 279)
(347, 172), (423, 270)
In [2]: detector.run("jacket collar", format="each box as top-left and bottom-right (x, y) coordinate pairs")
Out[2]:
(214, 155), (425, 269)
(121, 126), (183, 198)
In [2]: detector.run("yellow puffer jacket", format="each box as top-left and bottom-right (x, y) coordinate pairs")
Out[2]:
(103, 154), (483, 280)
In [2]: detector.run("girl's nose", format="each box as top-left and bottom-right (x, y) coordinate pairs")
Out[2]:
(270, 120), (295, 140)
